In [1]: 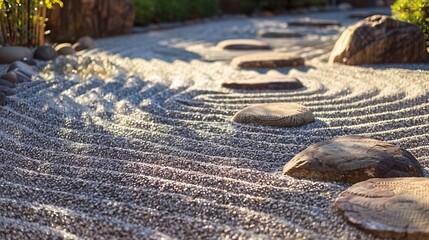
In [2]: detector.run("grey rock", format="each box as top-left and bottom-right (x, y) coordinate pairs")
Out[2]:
(0, 79), (16, 88)
(0, 86), (16, 96)
(0, 46), (32, 64)
(34, 46), (59, 61)
(283, 135), (424, 183)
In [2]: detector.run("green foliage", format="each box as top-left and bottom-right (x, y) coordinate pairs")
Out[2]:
(239, 0), (328, 13)
(392, 0), (429, 41)
(0, 0), (63, 46)
(132, 0), (218, 26)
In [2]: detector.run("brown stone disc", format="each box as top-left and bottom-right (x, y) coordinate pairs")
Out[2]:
(232, 103), (314, 127)
(231, 52), (305, 69)
(222, 75), (304, 90)
(287, 18), (341, 27)
(283, 135), (424, 183)
(217, 39), (272, 50)
(335, 177), (429, 239)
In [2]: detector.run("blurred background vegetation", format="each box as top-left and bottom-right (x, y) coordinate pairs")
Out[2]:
(132, 0), (329, 26)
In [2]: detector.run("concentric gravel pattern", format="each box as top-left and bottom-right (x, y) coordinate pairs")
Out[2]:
(1, 9), (428, 239)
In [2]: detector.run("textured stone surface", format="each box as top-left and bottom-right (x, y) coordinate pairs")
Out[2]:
(287, 18), (341, 27)
(283, 135), (424, 183)
(257, 29), (304, 38)
(34, 46), (59, 61)
(0, 47), (32, 64)
(335, 178), (429, 239)
(232, 103), (314, 127)
(329, 15), (428, 65)
(231, 52), (305, 68)
(47, 0), (135, 42)
(217, 39), (271, 50)
(222, 75), (304, 90)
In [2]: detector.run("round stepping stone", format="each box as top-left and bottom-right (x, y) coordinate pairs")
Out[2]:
(222, 75), (304, 90)
(283, 135), (424, 183)
(231, 52), (305, 69)
(34, 45), (59, 60)
(232, 103), (314, 127)
(335, 178), (429, 239)
(287, 18), (341, 27)
(257, 29), (304, 38)
(55, 43), (76, 56)
(217, 39), (271, 50)
(0, 46), (32, 64)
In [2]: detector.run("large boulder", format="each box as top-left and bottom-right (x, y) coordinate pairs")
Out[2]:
(329, 15), (427, 65)
(47, 0), (135, 42)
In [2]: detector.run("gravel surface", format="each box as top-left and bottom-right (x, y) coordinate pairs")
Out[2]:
(1, 8), (428, 240)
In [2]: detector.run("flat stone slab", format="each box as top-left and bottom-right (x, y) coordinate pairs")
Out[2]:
(257, 29), (304, 38)
(232, 103), (314, 127)
(217, 39), (271, 50)
(287, 18), (341, 27)
(222, 75), (304, 90)
(335, 178), (429, 239)
(283, 135), (424, 183)
(231, 52), (305, 69)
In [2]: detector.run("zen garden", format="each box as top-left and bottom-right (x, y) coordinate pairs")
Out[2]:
(0, 0), (428, 239)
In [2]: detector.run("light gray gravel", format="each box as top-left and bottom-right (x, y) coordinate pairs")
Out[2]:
(0, 7), (428, 240)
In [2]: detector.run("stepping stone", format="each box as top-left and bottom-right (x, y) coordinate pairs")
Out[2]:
(232, 103), (314, 127)
(222, 75), (304, 90)
(217, 39), (271, 50)
(335, 178), (429, 239)
(283, 135), (424, 183)
(34, 45), (59, 61)
(257, 29), (304, 38)
(287, 18), (341, 27)
(231, 52), (305, 69)
(0, 46), (32, 64)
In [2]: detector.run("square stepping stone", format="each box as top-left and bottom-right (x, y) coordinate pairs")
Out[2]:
(222, 75), (303, 90)
(231, 52), (305, 69)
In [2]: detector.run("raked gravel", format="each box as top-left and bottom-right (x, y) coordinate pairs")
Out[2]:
(0, 8), (428, 240)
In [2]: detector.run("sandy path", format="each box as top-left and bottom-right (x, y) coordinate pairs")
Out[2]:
(1, 8), (428, 240)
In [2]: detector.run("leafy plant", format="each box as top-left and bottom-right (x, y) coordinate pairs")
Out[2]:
(392, 0), (429, 42)
(133, 0), (218, 26)
(0, 0), (63, 46)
